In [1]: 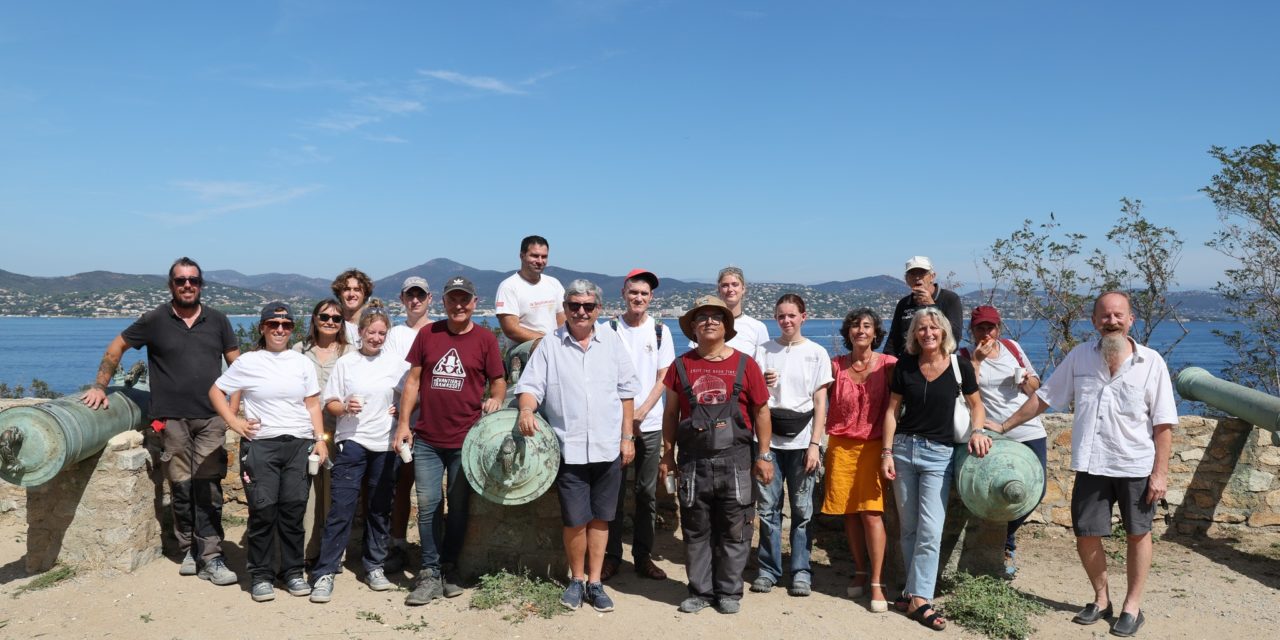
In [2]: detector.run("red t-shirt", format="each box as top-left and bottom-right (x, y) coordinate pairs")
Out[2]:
(406, 321), (505, 448)
(662, 350), (770, 430)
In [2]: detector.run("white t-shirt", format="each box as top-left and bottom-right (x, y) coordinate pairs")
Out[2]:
(609, 315), (675, 433)
(494, 273), (565, 337)
(690, 313), (772, 356)
(214, 349), (319, 440)
(754, 338), (834, 450)
(344, 321), (361, 348)
(970, 340), (1045, 443)
(384, 323), (425, 393)
(323, 350), (408, 452)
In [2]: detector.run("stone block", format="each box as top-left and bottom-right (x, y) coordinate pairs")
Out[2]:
(115, 448), (150, 472)
(1179, 449), (1204, 462)
(1257, 448), (1280, 467)
(1213, 512), (1246, 524)
(1266, 490), (1280, 507)
(1248, 512), (1280, 527)
(1192, 492), (1218, 509)
(1050, 506), (1072, 527)
(1165, 488), (1185, 506)
(108, 430), (144, 451)
(1248, 469), (1276, 492)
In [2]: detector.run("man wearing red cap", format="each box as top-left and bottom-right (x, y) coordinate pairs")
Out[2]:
(602, 269), (675, 581)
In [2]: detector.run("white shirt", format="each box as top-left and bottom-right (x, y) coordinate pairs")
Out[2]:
(344, 320), (361, 347)
(214, 350), (319, 440)
(690, 313), (771, 355)
(323, 350), (409, 452)
(970, 339), (1045, 443)
(1037, 337), (1177, 477)
(384, 323), (424, 393)
(495, 273), (565, 337)
(754, 339), (833, 450)
(609, 315), (675, 433)
(514, 325), (641, 464)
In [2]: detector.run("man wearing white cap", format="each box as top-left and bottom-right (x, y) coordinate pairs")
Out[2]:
(383, 275), (434, 568)
(885, 256), (964, 358)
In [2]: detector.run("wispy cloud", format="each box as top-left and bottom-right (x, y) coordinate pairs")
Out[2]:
(146, 180), (321, 225)
(418, 70), (526, 95)
(269, 144), (332, 165)
(364, 134), (409, 144)
(357, 95), (424, 114)
(306, 112), (381, 132)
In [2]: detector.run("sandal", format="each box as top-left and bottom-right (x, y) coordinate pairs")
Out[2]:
(893, 594), (911, 612)
(846, 571), (869, 598)
(909, 603), (947, 631)
(869, 583), (889, 613)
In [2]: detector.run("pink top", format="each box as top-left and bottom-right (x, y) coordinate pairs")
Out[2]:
(825, 353), (897, 441)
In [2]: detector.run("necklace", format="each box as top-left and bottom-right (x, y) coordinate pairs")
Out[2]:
(702, 348), (731, 362)
(849, 352), (874, 373)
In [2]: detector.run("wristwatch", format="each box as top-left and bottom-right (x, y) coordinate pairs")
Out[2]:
(756, 451), (775, 463)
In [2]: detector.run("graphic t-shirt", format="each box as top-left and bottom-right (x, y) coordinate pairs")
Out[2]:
(662, 350), (769, 431)
(494, 273), (564, 337)
(405, 320), (505, 448)
(213, 349), (319, 440)
(323, 349), (409, 452)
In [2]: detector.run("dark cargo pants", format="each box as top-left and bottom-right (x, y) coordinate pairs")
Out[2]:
(677, 445), (755, 601)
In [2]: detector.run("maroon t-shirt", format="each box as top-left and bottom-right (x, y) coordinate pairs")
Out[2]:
(662, 350), (769, 430)
(406, 320), (505, 448)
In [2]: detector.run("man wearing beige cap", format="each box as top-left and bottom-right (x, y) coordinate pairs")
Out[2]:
(384, 275), (434, 568)
(885, 256), (964, 357)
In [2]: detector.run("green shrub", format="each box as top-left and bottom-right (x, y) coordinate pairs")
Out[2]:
(470, 570), (567, 621)
(942, 572), (1047, 640)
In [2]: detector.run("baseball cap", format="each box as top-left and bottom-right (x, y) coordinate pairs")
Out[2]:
(442, 275), (477, 297)
(400, 276), (430, 294)
(623, 268), (660, 290)
(259, 301), (294, 323)
(971, 305), (1002, 327)
(904, 256), (934, 273)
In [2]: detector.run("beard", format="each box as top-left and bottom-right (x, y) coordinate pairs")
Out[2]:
(172, 292), (201, 309)
(1100, 333), (1128, 367)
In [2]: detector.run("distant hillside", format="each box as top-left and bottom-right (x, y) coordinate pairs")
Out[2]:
(811, 275), (903, 294)
(372, 259), (705, 304)
(204, 270), (332, 298)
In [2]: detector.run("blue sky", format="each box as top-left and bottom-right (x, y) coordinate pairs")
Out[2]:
(1, 1), (1276, 290)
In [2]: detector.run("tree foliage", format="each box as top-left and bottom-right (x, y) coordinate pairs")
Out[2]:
(1202, 141), (1280, 395)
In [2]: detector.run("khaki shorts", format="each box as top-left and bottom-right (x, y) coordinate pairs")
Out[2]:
(161, 417), (229, 482)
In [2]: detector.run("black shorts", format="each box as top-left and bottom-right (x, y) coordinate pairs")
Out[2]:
(1070, 472), (1155, 537)
(556, 457), (623, 528)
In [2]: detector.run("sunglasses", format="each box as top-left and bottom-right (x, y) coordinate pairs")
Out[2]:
(172, 277), (203, 287)
(316, 313), (342, 323)
(264, 321), (295, 331)
(694, 313), (725, 325)
(565, 302), (598, 313)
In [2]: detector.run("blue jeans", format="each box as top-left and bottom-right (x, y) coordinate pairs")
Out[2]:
(755, 447), (816, 584)
(312, 440), (399, 577)
(891, 433), (956, 601)
(413, 439), (471, 571)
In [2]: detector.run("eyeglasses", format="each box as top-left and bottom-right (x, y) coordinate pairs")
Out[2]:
(172, 277), (203, 287)
(694, 313), (725, 325)
(565, 302), (598, 313)
(316, 313), (342, 323)
(403, 289), (429, 300)
(264, 321), (295, 331)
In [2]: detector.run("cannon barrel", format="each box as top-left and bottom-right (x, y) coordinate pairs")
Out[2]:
(0, 387), (150, 487)
(1176, 367), (1280, 432)
(954, 434), (1045, 522)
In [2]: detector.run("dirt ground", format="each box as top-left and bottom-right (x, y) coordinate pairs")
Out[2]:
(1, 515), (1277, 640)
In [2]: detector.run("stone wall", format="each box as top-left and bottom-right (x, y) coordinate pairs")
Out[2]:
(1029, 414), (1280, 539)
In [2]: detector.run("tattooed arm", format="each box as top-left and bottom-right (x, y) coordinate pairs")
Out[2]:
(81, 335), (129, 410)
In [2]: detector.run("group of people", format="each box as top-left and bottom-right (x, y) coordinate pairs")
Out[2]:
(80, 242), (1175, 638)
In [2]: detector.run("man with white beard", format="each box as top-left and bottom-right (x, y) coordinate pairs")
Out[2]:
(987, 291), (1175, 638)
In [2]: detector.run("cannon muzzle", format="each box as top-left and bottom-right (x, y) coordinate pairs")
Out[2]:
(1176, 367), (1280, 432)
(954, 434), (1045, 522)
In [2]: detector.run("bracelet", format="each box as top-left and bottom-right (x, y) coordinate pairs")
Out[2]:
(880, 452), (894, 459)
(881, 447), (893, 452)
(808, 442), (820, 448)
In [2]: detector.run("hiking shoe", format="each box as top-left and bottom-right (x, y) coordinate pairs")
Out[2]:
(560, 578), (585, 610)
(1003, 549), (1018, 580)
(715, 597), (741, 614)
(749, 576), (774, 593)
(250, 581), (275, 602)
(442, 568), (464, 598)
(364, 568), (392, 592)
(285, 576), (311, 596)
(788, 579), (812, 597)
(405, 569), (443, 606)
(586, 581), (614, 612)
(198, 556), (238, 586)
(178, 550), (197, 576)
(679, 596), (710, 613)
(310, 574), (334, 603)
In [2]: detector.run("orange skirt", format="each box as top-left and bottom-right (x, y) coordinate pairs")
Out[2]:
(821, 434), (885, 515)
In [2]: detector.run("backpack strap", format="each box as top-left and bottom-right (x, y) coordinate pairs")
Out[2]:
(655, 321), (664, 350)
(673, 356), (695, 403)
(728, 352), (747, 403)
(1000, 338), (1028, 367)
(609, 318), (619, 332)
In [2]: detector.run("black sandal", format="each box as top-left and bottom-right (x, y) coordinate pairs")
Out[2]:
(909, 603), (947, 631)
(893, 595), (911, 612)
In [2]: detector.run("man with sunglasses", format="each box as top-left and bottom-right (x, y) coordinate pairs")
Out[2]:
(515, 279), (640, 613)
(82, 257), (241, 586)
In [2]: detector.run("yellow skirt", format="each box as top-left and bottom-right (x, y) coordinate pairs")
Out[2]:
(821, 434), (885, 515)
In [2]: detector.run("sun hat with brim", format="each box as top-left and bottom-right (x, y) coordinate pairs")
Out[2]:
(679, 295), (738, 342)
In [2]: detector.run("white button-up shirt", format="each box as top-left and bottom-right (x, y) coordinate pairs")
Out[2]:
(1037, 337), (1177, 477)
(515, 324), (641, 464)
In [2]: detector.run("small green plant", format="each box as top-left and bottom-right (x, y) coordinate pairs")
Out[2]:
(11, 564), (77, 598)
(356, 610), (385, 624)
(471, 570), (568, 621)
(140, 613), (154, 623)
(941, 572), (1047, 640)
(222, 513), (248, 527)
(393, 616), (429, 633)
